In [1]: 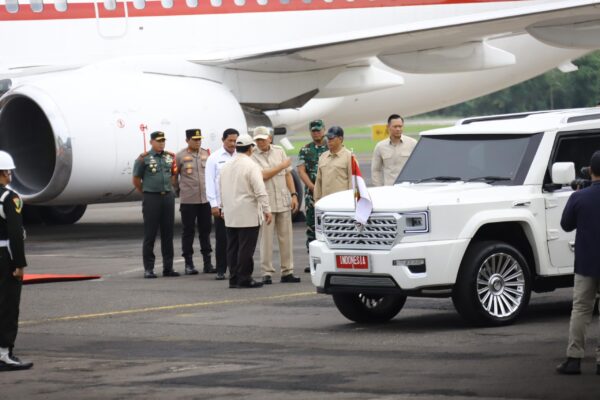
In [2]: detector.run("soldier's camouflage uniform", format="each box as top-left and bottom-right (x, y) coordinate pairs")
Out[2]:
(297, 141), (328, 250)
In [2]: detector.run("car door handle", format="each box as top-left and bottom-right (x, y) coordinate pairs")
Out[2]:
(513, 201), (531, 207)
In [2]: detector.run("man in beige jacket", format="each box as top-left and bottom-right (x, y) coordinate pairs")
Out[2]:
(252, 126), (301, 285)
(220, 134), (272, 289)
(314, 126), (353, 202)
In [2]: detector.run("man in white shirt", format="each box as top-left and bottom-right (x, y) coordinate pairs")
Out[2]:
(371, 114), (417, 186)
(205, 129), (238, 280)
(220, 134), (272, 289)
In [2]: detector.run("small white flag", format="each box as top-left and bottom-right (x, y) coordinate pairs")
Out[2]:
(352, 155), (372, 225)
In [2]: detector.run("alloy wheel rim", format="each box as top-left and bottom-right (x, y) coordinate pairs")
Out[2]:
(477, 252), (525, 318)
(359, 293), (384, 309)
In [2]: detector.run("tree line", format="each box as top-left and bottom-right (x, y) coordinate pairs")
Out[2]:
(422, 50), (600, 117)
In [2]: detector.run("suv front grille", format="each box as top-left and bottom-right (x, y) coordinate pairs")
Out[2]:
(322, 213), (400, 249)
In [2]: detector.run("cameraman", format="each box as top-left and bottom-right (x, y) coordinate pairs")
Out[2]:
(557, 151), (600, 375)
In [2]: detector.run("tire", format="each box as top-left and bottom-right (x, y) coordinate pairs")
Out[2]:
(39, 205), (87, 225)
(332, 293), (407, 323)
(452, 240), (531, 326)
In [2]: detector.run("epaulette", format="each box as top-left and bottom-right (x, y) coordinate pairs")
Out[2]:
(166, 151), (176, 157)
(303, 142), (311, 149)
(137, 152), (149, 161)
(271, 144), (284, 151)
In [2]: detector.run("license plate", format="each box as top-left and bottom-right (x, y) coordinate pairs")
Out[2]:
(336, 254), (370, 271)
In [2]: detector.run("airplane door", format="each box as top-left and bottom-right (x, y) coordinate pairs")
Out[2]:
(94, 0), (128, 39)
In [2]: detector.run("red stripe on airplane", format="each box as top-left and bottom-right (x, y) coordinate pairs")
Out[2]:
(0, 0), (518, 21)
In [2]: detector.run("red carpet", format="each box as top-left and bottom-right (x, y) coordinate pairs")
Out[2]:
(23, 274), (101, 285)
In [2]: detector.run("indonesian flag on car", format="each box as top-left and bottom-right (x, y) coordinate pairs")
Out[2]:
(351, 155), (372, 225)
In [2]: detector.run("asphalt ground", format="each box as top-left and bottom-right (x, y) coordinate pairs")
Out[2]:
(2, 167), (600, 399)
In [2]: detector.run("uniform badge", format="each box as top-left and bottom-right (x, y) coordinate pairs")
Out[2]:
(186, 169), (192, 174)
(12, 197), (23, 214)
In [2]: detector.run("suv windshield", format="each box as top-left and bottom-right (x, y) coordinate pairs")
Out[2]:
(396, 133), (543, 185)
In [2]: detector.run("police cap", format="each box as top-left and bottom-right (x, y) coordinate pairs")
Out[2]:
(186, 129), (203, 140)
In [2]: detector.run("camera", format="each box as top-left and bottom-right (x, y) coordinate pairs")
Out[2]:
(571, 166), (591, 190)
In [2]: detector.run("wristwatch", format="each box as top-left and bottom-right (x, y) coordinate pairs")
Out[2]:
(291, 192), (298, 197)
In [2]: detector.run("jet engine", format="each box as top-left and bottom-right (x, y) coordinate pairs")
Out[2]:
(0, 68), (247, 223)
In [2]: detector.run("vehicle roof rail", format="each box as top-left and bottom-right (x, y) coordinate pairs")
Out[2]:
(566, 113), (600, 123)
(457, 110), (553, 125)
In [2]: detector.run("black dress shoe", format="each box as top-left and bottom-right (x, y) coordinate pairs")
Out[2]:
(304, 266), (310, 273)
(262, 276), (272, 285)
(237, 279), (263, 288)
(556, 357), (581, 375)
(215, 273), (225, 281)
(144, 271), (157, 279)
(163, 270), (181, 277)
(0, 352), (33, 371)
(229, 279), (238, 288)
(203, 265), (217, 274)
(185, 265), (199, 275)
(597, 364), (600, 375)
(281, 274), (301, 283)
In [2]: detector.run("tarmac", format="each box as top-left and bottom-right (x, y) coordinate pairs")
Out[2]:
(1, 163), (600, 399)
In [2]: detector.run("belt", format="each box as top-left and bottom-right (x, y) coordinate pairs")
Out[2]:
(144, 192), (171, 195)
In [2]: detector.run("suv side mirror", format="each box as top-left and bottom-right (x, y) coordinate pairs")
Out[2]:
(551, 162), (575, 185)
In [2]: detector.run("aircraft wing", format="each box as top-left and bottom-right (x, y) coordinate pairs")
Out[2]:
(191, 0), (600, 74)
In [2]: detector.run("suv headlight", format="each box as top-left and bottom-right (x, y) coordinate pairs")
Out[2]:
(315, 208), (324, 235)
(403, 211), (429, 233)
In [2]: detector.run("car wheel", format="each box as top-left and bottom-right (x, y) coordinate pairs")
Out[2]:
(332, 293), (407, 323)
(452, 240), (531, 326)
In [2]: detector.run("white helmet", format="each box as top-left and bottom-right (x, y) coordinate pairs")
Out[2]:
(0, 151), (16, 170)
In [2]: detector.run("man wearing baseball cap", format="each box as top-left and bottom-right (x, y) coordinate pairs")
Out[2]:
(297, 119), (328, 272)
(220, 134), (272, 288)
(251, 126), (301, 284)
(314, 126), (353, 202)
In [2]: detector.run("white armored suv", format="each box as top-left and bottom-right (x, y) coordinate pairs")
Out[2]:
(310, 108), (600, 326)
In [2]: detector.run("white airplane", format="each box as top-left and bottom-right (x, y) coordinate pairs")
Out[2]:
(1, 0), (600, 223)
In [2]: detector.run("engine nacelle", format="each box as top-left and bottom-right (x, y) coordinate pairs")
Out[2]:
(0, 68), (247, 205)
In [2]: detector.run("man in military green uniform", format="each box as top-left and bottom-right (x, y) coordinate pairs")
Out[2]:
(297, 119), (328, 273)
(0, 150), (33, 371)
(132, 131), (180, 278)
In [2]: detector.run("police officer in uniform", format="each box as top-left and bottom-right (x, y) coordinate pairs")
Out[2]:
(132, 131), (180, 278)
(0, 151), (33, 371)
(173, 129), (216, 275)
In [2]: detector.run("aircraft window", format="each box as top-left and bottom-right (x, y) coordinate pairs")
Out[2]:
(210, 0), (222, 6)
(279, 0), (289, 4)
(186, 0), (198, 7)
(5, 0), (18, 14)
(161, 0), (173, 8)
(257, 0), (267, 4)
(30, 0), (44, 13)
(303, 0), (311, 4)
(55, 0), (68, 12)
(133, 0), (145, 9)
(234, 0), (245, 5)
(104, 0), (117, 10)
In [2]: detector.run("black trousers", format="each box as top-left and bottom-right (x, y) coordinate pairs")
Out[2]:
(180, 203), (212, 262)
(226, 226), (259, 285)
(214, 216), (228, 275)
(0, 249), (21, 349)
(142, 192), (175, 272)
